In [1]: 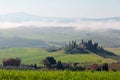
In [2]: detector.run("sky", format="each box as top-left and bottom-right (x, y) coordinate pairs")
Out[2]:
(0, 0), (120, 18)
(0, 0), (120, 30)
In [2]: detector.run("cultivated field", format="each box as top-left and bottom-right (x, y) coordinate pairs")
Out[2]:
(0, 70), (120, 80)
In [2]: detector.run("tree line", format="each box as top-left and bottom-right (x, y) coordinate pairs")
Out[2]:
(1, 57), (109, 71)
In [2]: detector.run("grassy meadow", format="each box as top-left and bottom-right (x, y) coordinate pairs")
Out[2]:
(0, 48), (117, 65)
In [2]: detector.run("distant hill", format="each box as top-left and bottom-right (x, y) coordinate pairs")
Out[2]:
(0, 36), (48, 49)
(0, 13), (120, 48)
(0, 27), (120, 48)
(0, 12), (120, 22)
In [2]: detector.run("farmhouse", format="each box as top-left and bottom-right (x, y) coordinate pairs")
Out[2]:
(89, 64), (102, 71)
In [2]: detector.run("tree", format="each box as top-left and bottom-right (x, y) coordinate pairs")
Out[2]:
(93, 43), (98, 50)
(57, 61), (64, 70)
(41, 59), (50, 68)
(46, 57), (56, 65)
(87, 40), (93, 50)
(41, 57), (56, 68)
(34, 63), (37, 69)
(81, 40), (84, 43)
(2, 58), (21, 67)
(102, 63), (108, 71)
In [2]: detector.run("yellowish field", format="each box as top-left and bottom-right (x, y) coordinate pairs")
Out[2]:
(0, 70), (120, 80)
(105, 48), (120, 55)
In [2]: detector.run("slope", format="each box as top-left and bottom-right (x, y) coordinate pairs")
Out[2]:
(0, 27), (120, 48)
(0, 48), (116, 65)
(105, 48), (120, 56)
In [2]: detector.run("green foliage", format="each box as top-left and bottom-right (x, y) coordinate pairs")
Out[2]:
(102, 63), (109, 71)
(41, 57), (56, 68)
(57, 61), (64, 70)
(0, 70), (120, 80)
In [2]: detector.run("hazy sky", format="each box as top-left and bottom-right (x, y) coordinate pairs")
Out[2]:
(0, 0), (120, 18)
(0, 0), (120, 29)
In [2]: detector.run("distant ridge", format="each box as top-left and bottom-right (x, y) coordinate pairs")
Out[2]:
(0, 12), (120, 22)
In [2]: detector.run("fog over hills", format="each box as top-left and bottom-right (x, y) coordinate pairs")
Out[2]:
(0, 13), (120, 49)
(0, 26), (120, 49)
(0, 12), (120, 30)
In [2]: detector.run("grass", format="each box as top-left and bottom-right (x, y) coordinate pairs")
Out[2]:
(0, 70), (120, 80)
(0, 48), (116, 65)
(105, 48), (120, 55)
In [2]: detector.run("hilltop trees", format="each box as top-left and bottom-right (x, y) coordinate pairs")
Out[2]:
(64, 40), (88, 54)
(86, 40), (99, 51)
(64, 40), (117, 58)
(64, 40), (98, 54)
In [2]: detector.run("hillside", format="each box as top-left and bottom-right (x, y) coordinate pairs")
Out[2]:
(0, 27), (120, 49)
(0, 37), (48, 49)
(0, 48), (116, 65)
(0, 13), (120, 49)
(105, 48), (120, 56)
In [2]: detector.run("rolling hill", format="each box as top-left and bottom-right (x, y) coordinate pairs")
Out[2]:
(0, 13), (120, 49)
(0, 48), (117, 65)
(105, 48), (120, 56)
(0, 27), (120, 48)
(0, 36), (48, 49)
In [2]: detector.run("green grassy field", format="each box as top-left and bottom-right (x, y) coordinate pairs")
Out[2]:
(0, 48), (117, 65)
(0, 70), (120, 80)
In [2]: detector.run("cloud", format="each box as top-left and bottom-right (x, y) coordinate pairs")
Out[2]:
(75, 21), (120, 31)
(0, 21), (120, 31)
